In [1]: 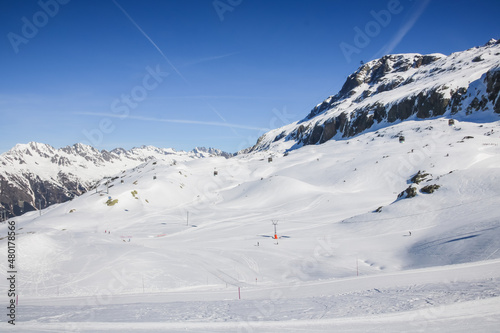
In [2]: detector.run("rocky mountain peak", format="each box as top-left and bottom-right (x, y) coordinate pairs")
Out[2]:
(250, 39), (500, 152)
(8, 142), (56, 159)
(60, 143), (100, 158)
(485, 38), (499, 46)
(305, 53), (445, 121)
(191, 147), (234, 158)
(338, 53), (445, 98)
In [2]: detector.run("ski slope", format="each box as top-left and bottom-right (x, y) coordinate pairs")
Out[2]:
(1, 117), (500, 332)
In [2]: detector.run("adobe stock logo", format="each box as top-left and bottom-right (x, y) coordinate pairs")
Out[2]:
(7, 0), (70, 54)
(213, 0), (243, 21)
(339, 0), (403, 63)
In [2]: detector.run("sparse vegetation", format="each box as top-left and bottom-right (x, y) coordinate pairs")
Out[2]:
(411, 170), (431, 184)
(105, 199), (118, 206)
(421, 184), (441, 194)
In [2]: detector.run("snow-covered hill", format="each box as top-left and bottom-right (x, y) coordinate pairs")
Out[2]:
(249, 39), (500, 152)
(0, 143), (231, 217)
(1, 116), (499, 331)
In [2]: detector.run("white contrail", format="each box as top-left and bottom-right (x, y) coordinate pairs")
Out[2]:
(111, 0), (240, 135)
(181, 52), (240, 68)
(157, 95), (275, 100)
(75, 112), (267, 131)
(111, 0), (187, 83)
(372, 0), (431, 59)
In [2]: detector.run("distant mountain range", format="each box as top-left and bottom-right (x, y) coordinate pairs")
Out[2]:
(1, 39), (499, 217)
(0, 144), (231, 217)
(247, 38), (500, 152)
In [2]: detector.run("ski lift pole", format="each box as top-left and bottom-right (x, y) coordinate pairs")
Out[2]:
(272, 220), (278, 239)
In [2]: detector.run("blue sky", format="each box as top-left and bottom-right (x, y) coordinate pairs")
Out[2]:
(1, 0), (499, 154)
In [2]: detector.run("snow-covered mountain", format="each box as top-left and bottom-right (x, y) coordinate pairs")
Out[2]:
(1, 39), (500, 331)
(248, 39), (500, 152)
(2, 40), (498, 219)
(0, 143), (231, 217)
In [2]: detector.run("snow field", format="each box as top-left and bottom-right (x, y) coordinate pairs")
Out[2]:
(1, 118), (500, 331)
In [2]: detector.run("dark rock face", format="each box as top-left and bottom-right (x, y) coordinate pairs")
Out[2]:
(387, 97), (416, 122)
(347, 110), (374, 137)
(0, 171), (88, 219)
(0, 176), (35, 218)
(485, 66), (500, 113)
(467, 95), (489, 114)
(398, 185), (417, 199)
(321, 119), (337, 143)
(310, 83), (454, 145)
(416, 89), (450, 118)
(308, 123), (324, 145)
(372, 103), (387, 123)
(449, 87), (468, 115)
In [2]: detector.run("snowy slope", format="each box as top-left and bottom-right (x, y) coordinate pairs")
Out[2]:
(1, 117), (499, 332)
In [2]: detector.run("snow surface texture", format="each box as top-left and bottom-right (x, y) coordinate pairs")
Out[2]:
(1, 118), (500, 332)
